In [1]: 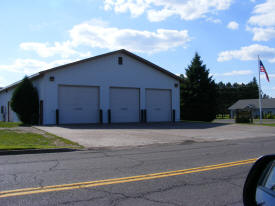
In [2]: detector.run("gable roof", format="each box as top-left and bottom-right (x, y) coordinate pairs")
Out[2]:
(228, 99), (275, 110)
(0, 49), (182, 93)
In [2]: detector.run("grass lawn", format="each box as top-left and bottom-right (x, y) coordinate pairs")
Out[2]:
(0, 121), (83, 150)
(0, 130), (82, 150)
(0, 122), (22, 128)
(262, 124), (275, 127)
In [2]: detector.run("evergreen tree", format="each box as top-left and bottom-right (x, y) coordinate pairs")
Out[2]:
(181, 53), (218, 121)
(216, 77), (261, 115)
(11, 76), (39, 124)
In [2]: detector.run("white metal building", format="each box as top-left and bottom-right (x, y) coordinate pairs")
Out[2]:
(0, 49), (181, 125)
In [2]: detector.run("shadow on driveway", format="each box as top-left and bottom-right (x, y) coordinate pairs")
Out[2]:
(56, 122), (228, 130)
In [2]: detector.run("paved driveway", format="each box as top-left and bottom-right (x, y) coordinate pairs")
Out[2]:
(36, 122), (275, 148)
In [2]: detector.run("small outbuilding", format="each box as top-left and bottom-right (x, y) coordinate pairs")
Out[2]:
(0, 49), (181, 125)
(228, 98), (275, 118)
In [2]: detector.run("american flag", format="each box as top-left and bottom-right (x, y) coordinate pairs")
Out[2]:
(259, 59), (270, 82)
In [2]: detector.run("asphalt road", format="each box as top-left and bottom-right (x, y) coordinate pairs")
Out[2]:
(1, 136), (275, 206)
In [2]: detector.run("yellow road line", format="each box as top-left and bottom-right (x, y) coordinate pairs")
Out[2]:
(0, 158), (257, 198)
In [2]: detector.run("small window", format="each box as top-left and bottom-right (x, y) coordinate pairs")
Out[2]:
(1, 106), (4, 114)
(118, 57), (123, 65)
(49, 76), (55, 81)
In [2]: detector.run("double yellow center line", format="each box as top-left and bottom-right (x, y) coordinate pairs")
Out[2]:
(0, 158), (257, 198)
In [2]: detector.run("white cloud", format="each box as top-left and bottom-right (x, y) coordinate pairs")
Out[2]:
(20, 20), (191, 56)
(6, 19), (191, 76)
(103, 0), (233, 22)
(20, 42), (91, 58)
(261, 73), (275, 81)
(104, 0), (148, 17)
(247, 26), (275, 41)
(206, 17), (222, 24)
(247, 0), (275, 41)
(248, 0), (275, 27)
(227, 21), (239, 30)
(214, 70), (253, 76)
(223, 70), (253, 76)
(218, 44), (275, 63)
(0, 58), (76, 75)
(0, 76), (7, 87)
(68, 22), (191, 53)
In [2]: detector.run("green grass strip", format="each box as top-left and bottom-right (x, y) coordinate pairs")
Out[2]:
(0, 130), (82, 150)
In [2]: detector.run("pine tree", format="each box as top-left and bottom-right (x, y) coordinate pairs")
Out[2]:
(11, 76), (39, 124)
(181, 53), (218, 121)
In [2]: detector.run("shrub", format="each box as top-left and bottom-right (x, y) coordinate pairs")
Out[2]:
(264, 113), (275, 119)
(235, 110), (253, 123)
(11, 77), (39, 125)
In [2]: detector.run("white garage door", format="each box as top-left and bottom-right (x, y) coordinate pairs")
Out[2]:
(110, 88), (140, 123)
(58, 85), (99, 124)
(146, 89), (172, 122)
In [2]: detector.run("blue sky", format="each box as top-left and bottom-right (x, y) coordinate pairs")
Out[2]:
(1, 0), (275, 96)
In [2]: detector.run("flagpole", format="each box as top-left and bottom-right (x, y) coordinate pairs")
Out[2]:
(258, 55), (262, 124)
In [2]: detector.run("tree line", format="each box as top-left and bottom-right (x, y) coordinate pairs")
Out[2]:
(180, 53), (268, 121)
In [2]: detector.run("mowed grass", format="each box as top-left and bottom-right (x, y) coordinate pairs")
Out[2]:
(0, 130), (82, 150)
(0, 122), (22, 128)
(0, 121), (83, 150)
(262, 124), (275, 127)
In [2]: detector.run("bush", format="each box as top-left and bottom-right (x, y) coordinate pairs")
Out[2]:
(11, 77), (39, 125)
(235, 110), (253, 123)
(264, 113), (275, 119)
(235, 117), (251, 123)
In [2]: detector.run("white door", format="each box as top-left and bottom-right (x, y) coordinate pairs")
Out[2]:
(58, 85), (99, 124)
(110, 88), (140, 123)
(146, 89), (172, 122)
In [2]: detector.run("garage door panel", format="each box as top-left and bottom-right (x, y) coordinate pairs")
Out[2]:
(110, 88), (140, 123)
(146, 89), (171, 122)
(58, 86), (99, 124)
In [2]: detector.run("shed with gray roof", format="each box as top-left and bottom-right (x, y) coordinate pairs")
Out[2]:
(228, 99), (275, 118)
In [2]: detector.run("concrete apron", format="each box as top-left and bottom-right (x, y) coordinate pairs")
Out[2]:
(35, 122), (275, 148)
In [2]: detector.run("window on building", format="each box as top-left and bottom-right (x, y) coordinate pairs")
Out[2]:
(118, 57), (123, 65)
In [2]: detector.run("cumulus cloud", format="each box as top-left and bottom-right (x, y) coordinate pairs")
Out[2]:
(22, 21), (191, 56)
(247, 26), (275, 42)
(214, 70), (253, 76)
(6, 19), (191, 76)
(218, 44), (275, 63)
(68, 23), (191, 53)
(103, 0), (233, 22)
(248, 0), (275, 27)
(206, 17), (222, 24)
(20, 42), (91, 58)
(227, 21), (239, 30)
(223, 70), (253, 76)
(0, 58), (76, 75)
(248, 0), (275, 41)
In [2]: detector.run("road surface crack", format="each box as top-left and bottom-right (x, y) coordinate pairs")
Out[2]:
(49, 160), (60, 171)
